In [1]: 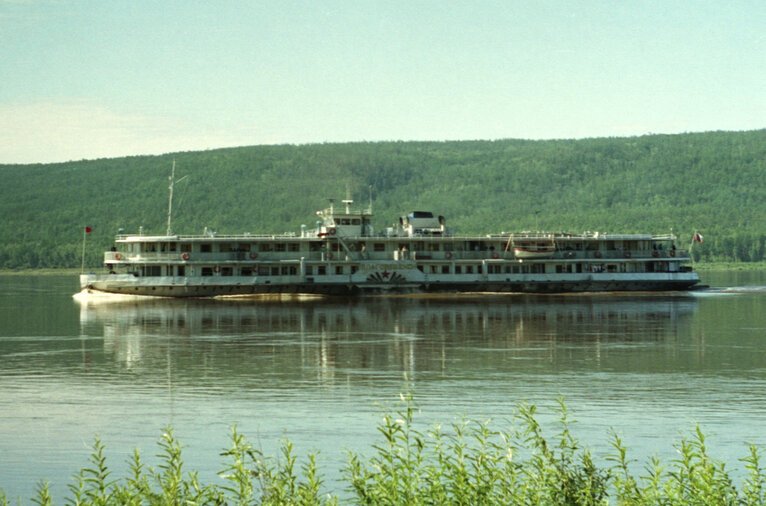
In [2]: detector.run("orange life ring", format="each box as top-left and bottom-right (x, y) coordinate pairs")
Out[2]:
(114, 253), (122, 260)
(249, 252), (258, 260)
(181, 252), (190, 261)
(328, 228), (337, 236)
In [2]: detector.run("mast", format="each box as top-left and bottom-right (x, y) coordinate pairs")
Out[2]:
(166, 160), (187, 236)
(166, 160), (176, 235)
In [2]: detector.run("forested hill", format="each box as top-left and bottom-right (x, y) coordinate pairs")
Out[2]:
(1, 130), (764, 269)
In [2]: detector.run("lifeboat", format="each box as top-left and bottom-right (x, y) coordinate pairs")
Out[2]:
(513, 245), (556, 259)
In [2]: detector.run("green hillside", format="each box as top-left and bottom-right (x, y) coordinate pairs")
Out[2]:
(1, 130), (764, 269)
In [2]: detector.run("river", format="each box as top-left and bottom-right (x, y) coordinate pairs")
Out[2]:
(1, 271), (765, 501)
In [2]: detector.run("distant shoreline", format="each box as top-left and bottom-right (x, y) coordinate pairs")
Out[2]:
(2, 262), (763, 276)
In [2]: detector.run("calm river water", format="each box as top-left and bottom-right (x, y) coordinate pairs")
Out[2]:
(1, 272), (766, 501)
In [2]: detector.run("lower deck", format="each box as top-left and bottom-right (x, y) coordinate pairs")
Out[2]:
(82, 258), (700, 297)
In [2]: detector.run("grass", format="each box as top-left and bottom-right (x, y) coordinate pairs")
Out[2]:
(2, 396), (764, 505)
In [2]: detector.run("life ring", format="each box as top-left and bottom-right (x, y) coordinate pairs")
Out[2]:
(491, 252), (500, 259)
(445, 251), (453, 260)
(181, 252), (190, 261)
(652, 250), (659, 258)
(624, 251), (631, 258)
(670, 250), (676, 257)
(249, 252), (258, 260)
(594, 251), (602, 258)
(328, 228), (337, 236)
(114, 253), (122, 260)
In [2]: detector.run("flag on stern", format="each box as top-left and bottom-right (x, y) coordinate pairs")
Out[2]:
(85, 226), (92, 234)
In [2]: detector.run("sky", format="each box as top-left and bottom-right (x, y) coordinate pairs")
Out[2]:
(1, 0), (764, 164)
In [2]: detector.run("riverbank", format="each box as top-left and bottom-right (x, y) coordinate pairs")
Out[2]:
(692, 261), (766, 271)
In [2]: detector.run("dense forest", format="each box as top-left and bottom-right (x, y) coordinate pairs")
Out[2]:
(0, 130), (764, 269)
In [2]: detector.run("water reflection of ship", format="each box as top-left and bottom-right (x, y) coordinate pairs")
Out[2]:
(76, 294), (698, 378)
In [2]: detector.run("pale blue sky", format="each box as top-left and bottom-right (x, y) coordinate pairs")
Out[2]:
(1, 0), (764, 163)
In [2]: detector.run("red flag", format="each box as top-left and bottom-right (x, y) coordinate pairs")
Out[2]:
(85, 226), (92, 234)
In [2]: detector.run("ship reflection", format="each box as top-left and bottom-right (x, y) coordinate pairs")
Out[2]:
(75, 294), (698, 384)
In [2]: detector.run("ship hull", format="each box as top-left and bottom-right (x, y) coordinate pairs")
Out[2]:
(80, 272), (701, 298)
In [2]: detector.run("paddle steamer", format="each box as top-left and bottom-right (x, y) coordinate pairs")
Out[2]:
(80, 198), (700, 297)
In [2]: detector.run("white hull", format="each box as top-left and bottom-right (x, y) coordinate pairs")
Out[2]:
(80, 269), (700, 298)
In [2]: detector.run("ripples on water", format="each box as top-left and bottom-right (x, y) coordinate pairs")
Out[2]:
(1, 274), (766, 501)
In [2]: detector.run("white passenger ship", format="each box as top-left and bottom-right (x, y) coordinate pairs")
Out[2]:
(80, 199), (700, 297)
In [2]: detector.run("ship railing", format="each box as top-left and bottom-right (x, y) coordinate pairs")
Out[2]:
(114, 232), (298, 241)
(104, 249), (692, 264)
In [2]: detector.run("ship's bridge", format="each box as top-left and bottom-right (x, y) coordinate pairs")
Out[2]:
(313, 199), (373, 238)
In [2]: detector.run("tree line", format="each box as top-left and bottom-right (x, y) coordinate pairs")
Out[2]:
(0, 129), (764, 269)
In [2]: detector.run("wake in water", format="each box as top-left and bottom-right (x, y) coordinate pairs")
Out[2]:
(691, 285), (766, 296)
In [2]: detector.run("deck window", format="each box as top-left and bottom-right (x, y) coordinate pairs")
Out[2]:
(201, 267), (213, 276)
(374, 243), (385, 251)
(288, 243), (299, 252)
(241, 267), (253, 276)
(259, 243), (273, 252)
(335, 266), (344, 275)
(317, 266), (326, 275)
(180, 243), (191, 252)
(221, 267), (233, 276)
(200, 243), (212, 253)
(142, 265), (161, 276)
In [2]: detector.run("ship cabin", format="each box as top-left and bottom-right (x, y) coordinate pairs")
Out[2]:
(399, 211), (446, 237)
(314, 199), (374, 238)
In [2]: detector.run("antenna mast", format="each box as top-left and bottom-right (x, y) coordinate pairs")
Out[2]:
(166, 160), (176, 235)
(166, 160), (188, 236)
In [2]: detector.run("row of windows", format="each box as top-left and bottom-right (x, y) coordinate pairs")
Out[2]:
(126, 241), (520, 254)
(133, 261), (671, 278)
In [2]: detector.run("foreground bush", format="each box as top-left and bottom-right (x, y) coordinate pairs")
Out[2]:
(2, 397), (764, 505)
